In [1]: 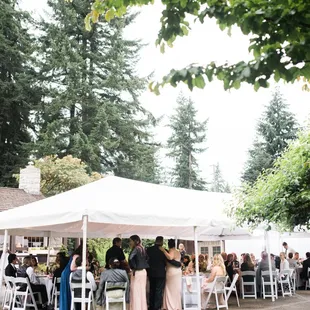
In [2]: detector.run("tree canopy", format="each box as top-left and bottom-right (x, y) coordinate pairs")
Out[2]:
(82, 0), (310, 93)
(242, 89), (298, 184)
(233, 129), (310, 231)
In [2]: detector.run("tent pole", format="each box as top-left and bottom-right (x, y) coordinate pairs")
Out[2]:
(194, 226), (201, 310)
(175, 236), (178, 249)
(265, 230), (275, 302)
(46, 236), (51, 266)
(0, 230), (8, 296)
(81, 215), (88, 310)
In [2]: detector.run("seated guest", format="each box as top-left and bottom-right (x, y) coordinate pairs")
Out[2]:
(17, 256), (48, 307)
(71, 256), (97, 310)
(232, 253), (240, 268)
(105, 238), (129, 272)
(53, 252), (69, 290)
(97, 258), (129, 308)
(5, 254), (18, 277)
(241, 253), (255, 284)
(201, 254), (226, 309)
(279, 252), (289, 273)
(250, 253), (258, 267)
(204, 254), (212, 271)
(225, 254), (234, 282)
(199, 254), (207, 273)
(256, 251), (275, 294)
(221, 252), (228, 263)
(287, 252), (297, 269)
(301, 252), (310, 280)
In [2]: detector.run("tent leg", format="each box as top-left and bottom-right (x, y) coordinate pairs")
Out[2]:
(81, 215), (88, 310)
(46, 237), (51, 266)
(194, 226), (201, 310)
(0, 230), (8, 299)
(265, 231), (275, 302)
(175, 236), (178, 249)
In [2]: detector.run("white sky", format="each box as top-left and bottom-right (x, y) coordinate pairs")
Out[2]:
(21, 0), (310, 186)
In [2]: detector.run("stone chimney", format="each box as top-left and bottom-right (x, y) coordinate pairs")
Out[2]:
(19, 163), (41, 195)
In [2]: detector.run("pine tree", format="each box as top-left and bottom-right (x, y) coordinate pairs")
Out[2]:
(210, 163), (229, 193)
(242, 89), (298, 184)
(33, 0), (158, 181)
(0, 0), (41, 186)
(167, 93), (207, 190)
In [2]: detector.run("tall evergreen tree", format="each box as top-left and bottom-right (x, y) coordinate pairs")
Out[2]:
(0, 0), (40, 186)
(167, 93), (207, 190)
(210, 163), (230, 193)
(33, 0), (158, 182)
(242, 89), (298, 184)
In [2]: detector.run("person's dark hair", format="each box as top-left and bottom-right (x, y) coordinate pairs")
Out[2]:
(8, 254), (17, 264)
(155, 236), (164, 244)
(243, 253), (254, 268)
(73, 244), (83, 256)
(109, 257), (120, 269)
(306, 252), (310, 258)
(130, 235), (141, 246)
(75, 256), (82, 267)
(168, 239), (175, 249)
(282, 242), (287, 246)
(227, 254), (234, 262)
(23, 256), (32, 266)
(58, 253), (68, 269)
(183, 255), (190, 267)
(31, 256), (38, 266)
(288, 252), (293, 259)
(113, 237), (121, 245)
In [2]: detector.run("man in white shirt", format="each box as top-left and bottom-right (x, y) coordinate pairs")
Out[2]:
(282, 242), (296, 256)
(17, 256), (48, 307)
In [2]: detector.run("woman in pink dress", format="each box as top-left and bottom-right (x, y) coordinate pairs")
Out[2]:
(160, 239), (182, 310)
(129, 235), (149, 310)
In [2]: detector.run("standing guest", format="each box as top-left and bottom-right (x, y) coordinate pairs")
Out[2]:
(301, 252), (310, 280)
(146, 236), (166, 310)
(60, 244), (84, 310)
(201, 254), (226, 309)
(53, 252), (69, 291)
(5, 254), (18, 277)
(71, 256), (97, 310)
(178, 243), (186, 262)
(17, 256), (48, 307)
(97, 258), (129, 309)
(279, 252), (290, 273)
(282, 242), (296, 256)
(129, 235), (149, 310)
(160, 239), (182, 310)
(225, 254), (234, 282)
(287, 253), (297, 269)
(105, 238), (127, 270)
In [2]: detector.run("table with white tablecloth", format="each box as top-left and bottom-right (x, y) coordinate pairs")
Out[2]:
(37, 275), (53, 304)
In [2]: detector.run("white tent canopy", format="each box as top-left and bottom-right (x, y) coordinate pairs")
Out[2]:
(0, 176), (248, 239)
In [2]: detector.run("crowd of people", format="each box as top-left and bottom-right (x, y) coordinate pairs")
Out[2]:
(3, 238), (310, 310)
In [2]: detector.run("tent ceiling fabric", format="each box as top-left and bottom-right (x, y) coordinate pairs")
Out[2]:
(0, 176), (251, 239)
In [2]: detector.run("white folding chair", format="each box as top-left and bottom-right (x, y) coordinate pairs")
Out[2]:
(225, 273), (240, 307)
(104, 282), (127, 310)
(69, 274), (95, 310)
(289, 269), (296, 294)
(51, 277), (61, 310)
(12, 277), (38, 310)
(182, 276), (203, 310)
(279, 269), (292, 297)
(261, 271), (278, 299)
(305, 267), (310, 290)
(241, 271), (257, 299)
(202, 276), (228, 310)
(3, 276), (15, 310)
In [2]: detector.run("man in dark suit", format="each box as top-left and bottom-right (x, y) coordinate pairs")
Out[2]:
(301, 252), (310, 280)
(5, 253), (18, 277)
(147, 236), (166, 310)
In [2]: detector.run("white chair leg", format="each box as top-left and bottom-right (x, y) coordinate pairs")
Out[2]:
(215, 293), (219, 310)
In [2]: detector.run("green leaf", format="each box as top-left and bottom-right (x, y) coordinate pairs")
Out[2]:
(242, 67), (251, 78)
(105, 9), (115, 22)
(160, 43), (165, 54)
(181, 25), (189, 36)
(193, 75), (206, 89)
(232, 80), (241, 89)
(180, 0), (187, 9)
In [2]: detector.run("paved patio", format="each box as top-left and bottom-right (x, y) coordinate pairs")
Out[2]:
(1, 290), (310, 310)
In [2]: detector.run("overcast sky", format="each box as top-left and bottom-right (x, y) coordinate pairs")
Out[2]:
(21, 0), (310, 186)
